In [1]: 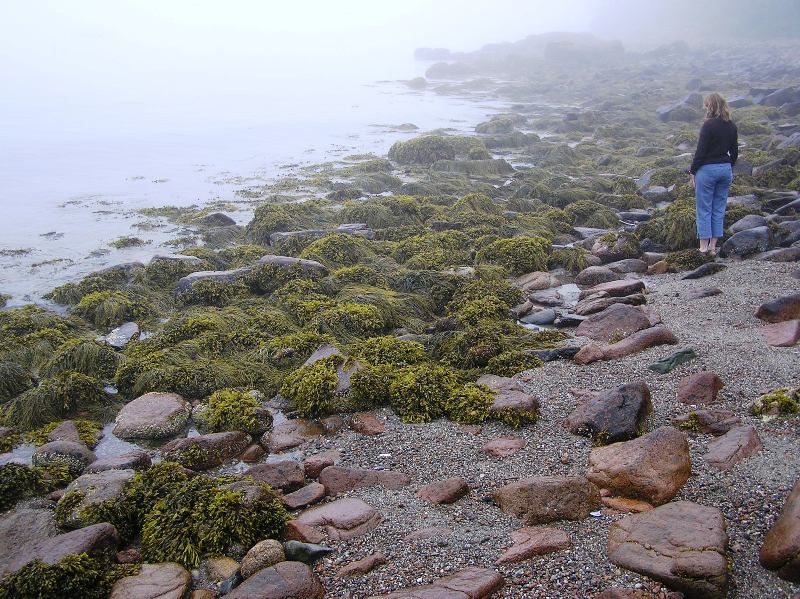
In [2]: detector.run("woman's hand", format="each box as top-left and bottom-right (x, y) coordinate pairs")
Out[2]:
(689, 174), (695, 189)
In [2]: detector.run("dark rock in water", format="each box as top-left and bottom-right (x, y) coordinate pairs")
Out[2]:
(196, 212), (236, 227)
(721, 226), (771, 258)
(529, 347), (581, 362)
(283, 540), (335, 564)
(755, 292), (800, 323)
(682, 262), (727, 280)
(565, 382), (653, 444)
(648, 347), (697, 374)
(729, 214), (768, 234)
(685, 287), (722, 300)
(520, 309), (556, 325)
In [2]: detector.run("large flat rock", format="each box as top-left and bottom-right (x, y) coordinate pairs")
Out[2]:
(113, 392), (190, 439)
(319, 465), (410, 496)
(295, 498), (382, 540)
(109, 563), (191, 599)
(367, 567), (504, 599)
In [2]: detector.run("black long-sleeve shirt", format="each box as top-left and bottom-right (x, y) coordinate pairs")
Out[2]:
(689, 117), (739, 175)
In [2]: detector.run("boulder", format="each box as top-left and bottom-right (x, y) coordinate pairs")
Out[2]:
(759, 479), (800, 582)
(671, 409), (741, 435)
(32, 440), (95, 473)
(0, 522), (119, 577)
(417, 478), (469, 504)
(350, 412), (385, 436)
(677, 371), (724, 405)
(245, 460), (306, 493)
(109, 563), (191, 599)
(58, 469), (136, 528)
(575, 266), (621, 287)
(575, 304), (652, 342)
(282, 483), (326, 510)
(113, 392), (190, 439)
(574, 293), (646, 316)
(704, 425), (763, 471)
(608, 502), (728, 599)
(226, 561), (325, 599)
(0, 507), (57, 568)
(366, 567), (503, 599)
(319, 465), (410, 496)
(492, 476), (600, 524)
(762, 319), (800, 347)
(586, 427), (691, 505)
(240, 539), (285, 579)
(296, 498), (382, 540)
(302, 449), (341, 479)
(729, 213), (768, 233)
(85, 451), (151, 473)
(721, 226), (771, 258)
(482, 437), (525, 458)
(495, 527), (571, 564)
(263, 419), (324, 453)
(162, 431), (251, 470)
(574, 326), (678, 365)
(338, 552), (387, 577)
(755, 292), (800, 323)
(45, 420), (86, 444)
(477, 374), (540, 424)
(578, 279), (646, 300)
(565, 382), (653, 444)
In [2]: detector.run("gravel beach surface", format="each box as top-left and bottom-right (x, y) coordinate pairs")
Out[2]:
(303, 259), (800, 598)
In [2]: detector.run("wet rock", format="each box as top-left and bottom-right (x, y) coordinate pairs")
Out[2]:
(762, 319), (800, 347)
(493, 476), (600, 525)
(163, 431), (251, 470)
(206, 555), (239, 583)
(672, 409), (741, 435)
(85, 450), (151, 473)
(226, 561), (325, 599)
(58, 469), (135, 528)
(677, 371), (724, 405)
(495, 527), (571, 564)
(575, 265), (621, 287)
(565, 382), (653, 444)
(302, 449), (341, 479)
(350, 412), (385, 435)
(730, 213), (768, 233)
(0, 507), (57, 568)
(704, 425), (763, 471)
(282, 482), (326, 510)
(245, 459), (305, 493)
(578, 279), (646, 300)
(417, 478), (469, 504)
(319, 465), (410, 496)
(681, 262), (727, 279)
(32, 440), (95, 473)
(113, 392), (190, 440)
(575, 304), (653, 342)
(241, 444), (266, 463)
(296, 497), (382, 540)
(365, 567), (503, 599)
(477, 374), (540, 424)
(241, 539), (285, 579)
(109, 563), (191, 599)
(587, 427), (691, 506)
(520, 308), (556, 325)
(755, 292), (800, 323)
(0, 522), (119, 577)
(98, 322), (140, 349)
(721, 226), (771, 258)
(759, 479), (800, 582)
(648, 347), (697, 374)
(263, 419), (324, 453)
(608, 501), (728, 599)
(338, 552), (387, 577)
(482, 436), (525, 458)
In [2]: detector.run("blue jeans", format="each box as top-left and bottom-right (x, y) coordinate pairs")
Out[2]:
(695, 163), (732, 239)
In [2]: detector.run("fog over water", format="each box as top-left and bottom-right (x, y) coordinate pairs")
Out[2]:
(0, 0), (797, 301)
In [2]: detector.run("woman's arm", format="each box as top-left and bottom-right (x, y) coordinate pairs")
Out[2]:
(730, 123), (739, 166)
(689, 120), (711, 175)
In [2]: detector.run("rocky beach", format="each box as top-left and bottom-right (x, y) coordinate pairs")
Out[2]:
(1, 31), (799, 599)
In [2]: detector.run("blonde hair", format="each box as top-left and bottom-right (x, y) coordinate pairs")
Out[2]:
(705, 93), (731, 122)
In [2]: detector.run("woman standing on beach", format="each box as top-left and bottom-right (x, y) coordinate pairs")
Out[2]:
(689, 92), (738, 256)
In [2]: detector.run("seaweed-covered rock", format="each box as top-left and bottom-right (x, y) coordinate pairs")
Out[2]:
(477, 374), (539, 428)
(388, 136), (457, 166)
(32, 440), (95, 474)
(113, 392), (191, 440)
(57, 469), (136, 528)
(162, 431), (251, 470)
(174, 267), (253, 297)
